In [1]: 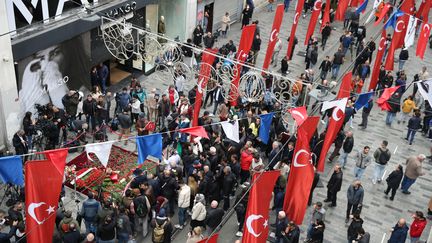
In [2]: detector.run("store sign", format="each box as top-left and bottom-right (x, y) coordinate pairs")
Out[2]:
(104, 1), (137, 18)
(5, 0), (87, 33)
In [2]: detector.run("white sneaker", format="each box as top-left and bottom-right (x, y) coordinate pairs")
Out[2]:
(269, 232), (276, 238)
(174, 224), (183, 229)
(372, 179), (376, 185)
(236, 231), (243, 237)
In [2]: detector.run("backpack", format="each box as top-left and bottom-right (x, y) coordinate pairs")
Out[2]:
(111, 118), (119, 131)
(133, 196), (149, 218)
(153, 221), (167, 243)
(378, 148), (390, 164)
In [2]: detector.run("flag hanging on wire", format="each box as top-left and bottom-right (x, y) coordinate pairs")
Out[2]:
(85, 141), (114, 167)
(356, 0), (369, 14)
(368, 30), (386, 90)
(354, 92), (374, 111)
(0, 156), (23, 186)
(259, 113), (274, 144)
(221, 120), (240, 143)
(305, 0), (323, 45)
(137, 134), (162, 164)
(417, 79), (432, 106)
(26, 149), (68, 243)
(416, 23), (431, 59)
(286, 0), (305, 59)
(283, 116), (320, 224)
(404, 15), (417, 48)
(242, 170), (280, 243)
(262, 4), (285, 71)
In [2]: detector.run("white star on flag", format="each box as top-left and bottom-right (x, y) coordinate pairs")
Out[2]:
(46, 205), (55, 214)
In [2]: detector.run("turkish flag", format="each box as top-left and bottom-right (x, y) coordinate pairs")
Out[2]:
(417, 0), (431, 22)
(179, 126), (209, 139)
(242, 170), (280, 243)
(262, 4), (285, 71)
(317, 98), (349, 172)
(416, 23), (431, 59)
(335, 0), (350, 21)
(192, 49), (217, 127)
(230, 25), (256, 106)
(305, 0), (323, 45)
(288, 106), (308, 126)
(350, 0), (359, 7)
(286, 0), (305, 59)
(377, 86), (400, 111)
(374, 3), (391, 26)
(400, 0), (415, 14)
(26, 149), (68, 243)
(337, 72), (353, 98)
(321, 0), (331, 31)
(384, 15), (407, 70)
(368, 30), (387, 90)
(197, 233), (219, 243)
(283, 116), (320, 225)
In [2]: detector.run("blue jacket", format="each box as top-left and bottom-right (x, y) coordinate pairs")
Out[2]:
(388, 223), (408, 243)
(117, 92), (131, 110)
(80, 199), (101, 222)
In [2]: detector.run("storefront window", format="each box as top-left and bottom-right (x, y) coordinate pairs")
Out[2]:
(144, 4), (159, 73)
(158, 0), (187, 41)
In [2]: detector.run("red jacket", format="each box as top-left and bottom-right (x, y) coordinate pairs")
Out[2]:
(240, 150), (253, 171)
(410, 218), (427, 237)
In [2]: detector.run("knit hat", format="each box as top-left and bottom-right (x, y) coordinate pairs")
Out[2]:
(156, 208), (167, 220)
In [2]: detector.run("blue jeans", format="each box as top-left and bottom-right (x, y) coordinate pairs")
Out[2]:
(117, 232), (130, 243)
(401, 175), (416, 192)
(373, 163), (386, 182)
(27, 135), (33, 150)
(178, 207), (188, 226)
(86, 115), (96, 131)
(267, 2), (274, 11)
(410, 236), (420, 243)
(284, 0), (290, 11)
(338, 152), (349, 167)
(399, 60), (406, 70)
(354, 167), (366, 180)
(386, 112), (396, 125)
(307, 223), (314, 239)
(406, 129), (417, 144)
(332, 64), (341, 78)
(84, 220), (97, 234)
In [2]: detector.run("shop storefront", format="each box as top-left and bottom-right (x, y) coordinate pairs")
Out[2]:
(9, 0), (158, 117)
(197, 0), (244, 35)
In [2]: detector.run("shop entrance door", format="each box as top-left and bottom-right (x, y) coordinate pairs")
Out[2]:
(204, 3), (214, 33)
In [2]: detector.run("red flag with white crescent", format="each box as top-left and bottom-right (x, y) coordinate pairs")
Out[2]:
(288, 106), (308, 126)
(368, 30), (387, 90)
(416, 23), (431, 59)
(262, 4), (285, 71)
(384, 15), (408, 70)
(335, 0), (350, 21)
(317, 98), (348, 172)
(230, 25), (256, 106)
(416, 0), (431, 22)
(321, 0), (331, 31)
(305, 0), (323, 45)
(192, 49), (217, 127)
(286, 0), (305, 59)
(242, 170), (280, 243)
(26, 149), (68, 243)
(283, 116), (320, 225)
(197, 233), (219, 243)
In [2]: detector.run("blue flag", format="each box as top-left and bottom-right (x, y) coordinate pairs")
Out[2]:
(384, 10), (404, 29)
(355, 0), (368, 14)
(0, 156), (23, 186)
(259, 113), (274, 144)
(136, 134), (162, 164)
(354, 92), (374, 111)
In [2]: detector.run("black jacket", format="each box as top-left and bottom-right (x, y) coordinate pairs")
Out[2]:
(399, 49), (409, 60)
(203, 36), (215, 48)
(283, 226), (300, 243)
(62, 230), (82, 243)
(159, 175), (178, 199)
(342, 137), (354, 153)
(327, 171), (343, 192)
(319, 60), (332, 72)
(322, 26), (331, 38)
(12, 134), (28, 155)
(407, 116), (422, 130)
(222, 173), (236, 196)
(348, 218), (364, 241)
(386, 170), (403, 188)
(83, 99), (96, 116)
(206, 207), (224, 228)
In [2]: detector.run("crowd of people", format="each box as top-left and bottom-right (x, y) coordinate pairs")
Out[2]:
(3, 0), (432, 243)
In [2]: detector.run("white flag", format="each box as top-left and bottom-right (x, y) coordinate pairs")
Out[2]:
(404, 15), (417, 48)
(321, 98), (348, 112)
(417, 79), (432, 107)
(221, 120), (240, 143)
(85, 141), (115, 167)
